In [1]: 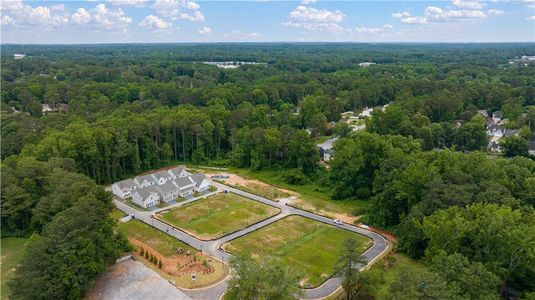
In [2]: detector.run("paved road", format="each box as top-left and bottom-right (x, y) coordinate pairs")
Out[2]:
(114, 182), (389, 299)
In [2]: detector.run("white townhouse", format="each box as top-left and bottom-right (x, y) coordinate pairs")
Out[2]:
(156, 181), (180, 203)
(151, 170), (174, 185)
(111, 179), (138, 199)
(173, 176), (195, 198)
(168, 165), (188, 179)
(133, 174), (155, 188)
(190, 173), (211, 192)
(131, 186), (160, 208)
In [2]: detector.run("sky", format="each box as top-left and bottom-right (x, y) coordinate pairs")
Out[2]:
(1, 0), (534, 44)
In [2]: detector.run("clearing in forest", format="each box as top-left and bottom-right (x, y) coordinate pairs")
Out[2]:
(222, 215), (372, 288)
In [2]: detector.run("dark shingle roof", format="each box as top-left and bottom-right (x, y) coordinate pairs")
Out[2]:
(190, 173), (207, 188)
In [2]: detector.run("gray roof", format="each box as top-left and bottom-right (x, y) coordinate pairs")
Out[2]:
(173, 176), (194, 189)
(493, 111), (502, 118)
(134, 174), (155, 185)
(156, 181), (178, 195)
(168, 165), (186, 177)
(190, 173), (207, 188)
(133, 186), (159, 200)
(504, 129), (519, 137)
(317, 137), (338, 150)
(115, 179), (137, 190)
(151, 170), (171, 181)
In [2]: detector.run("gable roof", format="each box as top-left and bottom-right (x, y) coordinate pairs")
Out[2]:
(134, 174), (155, 185)
(168, 165), (186, 177)
(156, 181), (178, 195)
(115, 179), (137, 190)
(133, 186), (159, 200)
(190, 173), (207, 188)
(151, 170), (171, 181)
(173, 176), (194, 189)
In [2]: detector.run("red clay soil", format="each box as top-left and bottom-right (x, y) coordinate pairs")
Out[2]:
(129, 239), (213, 276)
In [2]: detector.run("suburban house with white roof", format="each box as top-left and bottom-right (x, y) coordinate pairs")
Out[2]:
(133, 174), (155, 188)
(168, 165), (188, 179)
(156, 181), (180, 202)
(190, 173), (211, 192)
(131, 186), (160, 208)
(111, 179), (138, 199)
(151, 170), (174, 185)
(173, 176), (195, 198)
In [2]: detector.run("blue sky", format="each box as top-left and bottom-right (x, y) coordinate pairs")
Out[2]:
(1, 0), (534, 43)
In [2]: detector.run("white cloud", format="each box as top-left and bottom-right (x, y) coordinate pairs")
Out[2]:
(153, 0), (204, 22)
(71, 8), (91, 24)
(283, 3), (345, 32)
(198, 26), (211, 34)
(528, 15), (535, 20)
(487, 9), (504, 15)
(139, 14), (172, 30)
(106, 0), (149, 7)
(1, 15), (14, 25)
(289, 5), (345, 23)
(7, 4), (70, 27)
(401, 16), (429, 24)
(231, 30), (262, 39)
(301, 0), (316, 5)
(353, 24), (393, 34)
(71, 4), (132, 30)
(392, 11), (411, 18)
(452, 0), (485, 9)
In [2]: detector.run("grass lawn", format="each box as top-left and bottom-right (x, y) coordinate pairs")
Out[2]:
(1, 238), (28, 300)
(228, 168), (370, 222)
(223, 215), (372, 288)
(233, 182), (290, 201)
(117, 219), (194, 256)
(110, 208), (126, 221)
(157, 193), (280, 240)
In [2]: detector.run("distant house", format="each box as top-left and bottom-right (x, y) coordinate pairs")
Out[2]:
(488, 140), (503, 153)
(168, 165), (188, 179)
(14, 54), (26, 59)
(492, 111), (502, 123)
(131, 187), (160, 208)
(156, 181), (180, 203)
(503, 129), (519, 138)
(133, 175), (155, 188)
(151, 170), (174, 185)
(173, 176), (195, 198)
(111, 179), (138, 199)
(42, 104), (55, 113)
(359, 62), (376, 67)
(358, 107), (374, 119)
(190, 173), (211, 192)
(317, 137), (338, 162)
(486, 124), (505, 138)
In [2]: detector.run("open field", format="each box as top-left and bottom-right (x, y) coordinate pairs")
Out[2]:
(373, 253), (426, 299)
(1, 238), (28, 300)
(157, 193), (280, 240)
(222, 215), (372, 288)
(117, 220), (228, 288)
(226, 168), (370, 223)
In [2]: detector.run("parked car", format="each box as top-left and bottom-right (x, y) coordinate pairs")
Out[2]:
(131, 214), (136, 219)
(333, 219), (343, 225)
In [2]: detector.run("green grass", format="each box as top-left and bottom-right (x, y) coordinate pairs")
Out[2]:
(110, 208), (126, 220)
(117, 220), (193, 256)
(227, 168), (370, 220)
(1, 238), (28, 300)
(233, 182), (290, 201)
(157, 193), (280, 240)
(224, 215), (372, 288)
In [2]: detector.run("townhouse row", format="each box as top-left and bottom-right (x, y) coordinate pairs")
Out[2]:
(111, 166), (211, 208)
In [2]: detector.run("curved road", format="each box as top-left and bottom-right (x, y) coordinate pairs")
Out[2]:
(113, 181), (389, 299)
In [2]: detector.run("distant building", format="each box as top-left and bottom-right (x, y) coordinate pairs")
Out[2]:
(477, 110), (488, 118)
(112, 179), (138, 199)
(14, 54), (26, 59)
(359, 62), (376, 67)
(492, 111), (502, 124)
(131, 187), (160, 208)
(317, 137), (338, 161)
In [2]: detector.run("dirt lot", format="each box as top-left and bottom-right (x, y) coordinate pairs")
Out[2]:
(206, 172), (297, 199)
(85, 259), (191, 300)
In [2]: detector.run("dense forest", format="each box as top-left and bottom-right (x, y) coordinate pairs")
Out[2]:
(2, 43), (535, 299)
